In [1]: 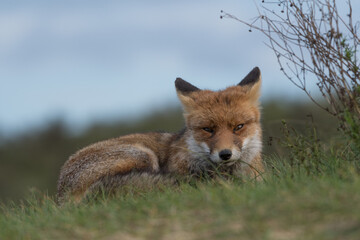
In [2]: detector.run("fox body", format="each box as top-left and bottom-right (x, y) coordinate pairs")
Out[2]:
(57, 67), (264, 203)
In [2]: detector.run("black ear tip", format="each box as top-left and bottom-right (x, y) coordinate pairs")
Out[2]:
(239, 66), (261, 86)
(175, 78), (186, 90)
(175, 77), (184, 86)
(249, 66), (261, 79)
(253, 66), (260, 74)
(175, 77), (200, 94)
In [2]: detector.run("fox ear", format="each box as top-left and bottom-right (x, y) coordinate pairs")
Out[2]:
(175, 78), (199, 113)
(175, 78), (200, 95)
(238, 67), (261, 87)
(239, 67), (261, 103)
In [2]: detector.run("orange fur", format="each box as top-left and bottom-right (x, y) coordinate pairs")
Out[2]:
(57, 67), (264, 203)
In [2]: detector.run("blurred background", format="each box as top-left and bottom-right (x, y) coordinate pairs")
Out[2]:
(0, 0), (343, 202)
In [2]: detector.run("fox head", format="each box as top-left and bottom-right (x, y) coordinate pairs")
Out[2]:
(175, 67), (262, 166)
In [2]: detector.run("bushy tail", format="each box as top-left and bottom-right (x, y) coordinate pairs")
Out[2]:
(57, 172), (179, 204)
(86, 172), (179, 199)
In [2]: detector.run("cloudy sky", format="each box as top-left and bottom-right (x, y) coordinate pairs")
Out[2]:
(1, 0), (356, 136)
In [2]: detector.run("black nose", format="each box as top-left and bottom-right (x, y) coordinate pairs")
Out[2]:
(219, 149), (232, 160)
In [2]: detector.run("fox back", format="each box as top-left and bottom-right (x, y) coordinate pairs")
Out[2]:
(57, 67), (264, 203)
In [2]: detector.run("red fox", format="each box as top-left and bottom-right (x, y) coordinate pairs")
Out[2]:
(57, 67), (263, 203)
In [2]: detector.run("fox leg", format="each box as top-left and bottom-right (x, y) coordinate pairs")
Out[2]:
(246, 154), (264, 180)
(233, 154), (264, 181)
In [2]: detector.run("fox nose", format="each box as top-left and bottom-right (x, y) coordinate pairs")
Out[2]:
(219, 149), (232, 160)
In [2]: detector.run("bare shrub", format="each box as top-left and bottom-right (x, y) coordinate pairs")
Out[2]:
(221, 0), (359, 139)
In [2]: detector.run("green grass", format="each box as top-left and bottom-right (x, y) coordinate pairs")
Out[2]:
(1, 155), (360, 240)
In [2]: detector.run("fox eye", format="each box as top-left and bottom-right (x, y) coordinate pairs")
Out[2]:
(202, 127), (214, 133)
(233, 124), (244, 132)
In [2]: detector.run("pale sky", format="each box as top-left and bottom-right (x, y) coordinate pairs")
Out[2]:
(1, 0), (357, 136)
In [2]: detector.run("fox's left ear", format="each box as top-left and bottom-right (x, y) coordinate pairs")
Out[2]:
(238, 67), (261, 103)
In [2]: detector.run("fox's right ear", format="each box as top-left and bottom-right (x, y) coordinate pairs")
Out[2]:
(175, 78), (199, 112)
(175, 78), (200, 95)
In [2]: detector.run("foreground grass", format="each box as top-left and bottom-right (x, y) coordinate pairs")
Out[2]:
(1, 157), (360, 240)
